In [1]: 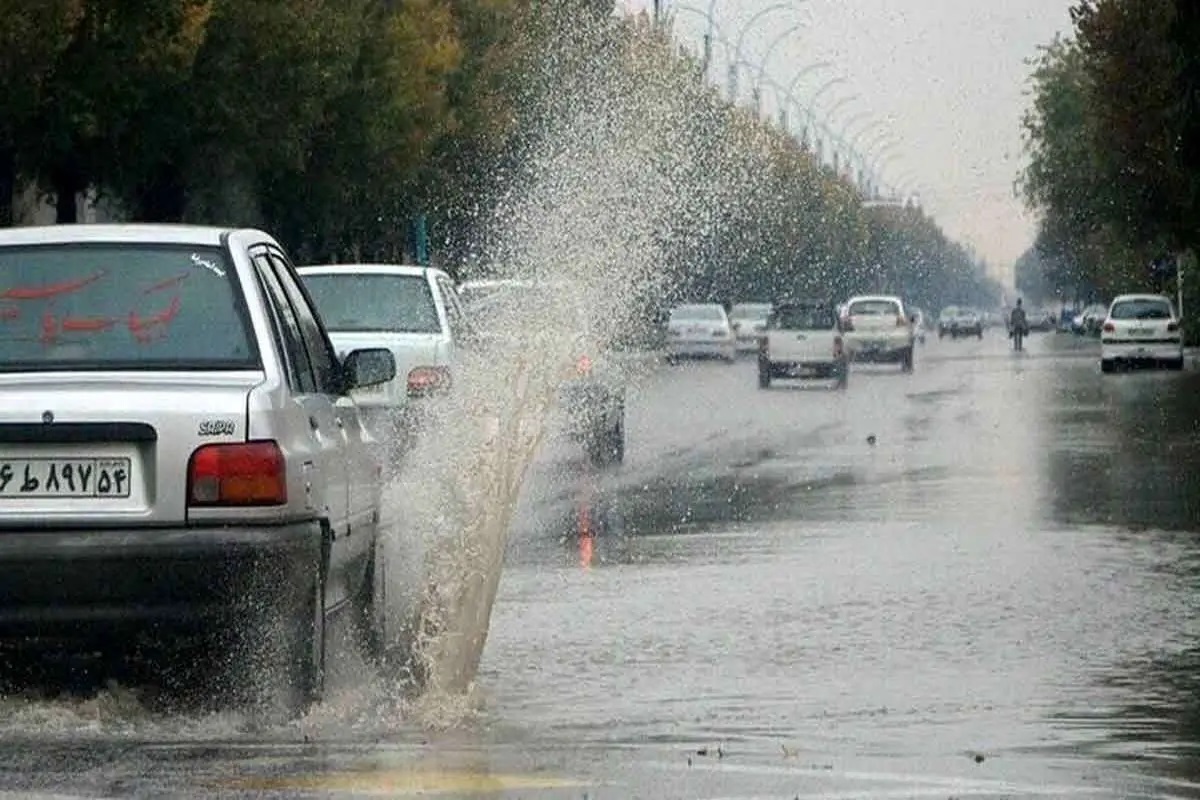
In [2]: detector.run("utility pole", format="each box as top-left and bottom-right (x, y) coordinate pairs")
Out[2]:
(652, 0), (663, 24)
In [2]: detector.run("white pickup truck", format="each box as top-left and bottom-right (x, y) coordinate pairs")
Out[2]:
(757, 300), (848, 390)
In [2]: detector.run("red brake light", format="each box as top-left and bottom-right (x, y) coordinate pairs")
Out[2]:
(188, 441), (286, 506)
(576, 355), (593, 376)
(1102, 321), (1115, 333)
(408, 366), (451, 396)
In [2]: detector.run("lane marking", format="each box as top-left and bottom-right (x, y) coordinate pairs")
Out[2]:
(222, 768), (585, 795)
(636, 759), (1105, 795)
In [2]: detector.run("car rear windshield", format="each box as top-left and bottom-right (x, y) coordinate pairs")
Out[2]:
(730, 304), (771, 320)
(849, 300), (900, 316)
(1110, 298), (1172, 321)
(0, 244), (257, 373)
(302, 273), (441, 334)
(773, 305), (836, 330)
(671, 305), (723, 322)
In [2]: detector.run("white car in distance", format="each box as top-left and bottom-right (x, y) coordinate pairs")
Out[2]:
(729, 302), (772, 353)
(757, 300), (848, 389)
(1100, 293), (1184, 373)
(665, 303), (737, 362)
(297, 264), (469, 448)
(840, 295), (915, 371)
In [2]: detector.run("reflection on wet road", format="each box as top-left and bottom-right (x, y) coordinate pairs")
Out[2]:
(5, 331), (1200, 798)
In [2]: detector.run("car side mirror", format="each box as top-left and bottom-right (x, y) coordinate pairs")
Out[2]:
(343, 347), (396, 391)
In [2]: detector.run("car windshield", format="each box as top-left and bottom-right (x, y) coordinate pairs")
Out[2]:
(301, 273), (441, 334)
(0, 244), (256, 372)
(773, 304), (836, 330)
(671, 305), (723, 322)
(730, 303), (771, 320)
(1110, 299), (1172, 321)
(849, 300), (900, 316)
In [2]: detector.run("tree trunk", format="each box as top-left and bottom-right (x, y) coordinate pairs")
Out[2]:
(0, 147), (14, 227)
(53, 167), (82, 224)
(136, 164), (187, 222)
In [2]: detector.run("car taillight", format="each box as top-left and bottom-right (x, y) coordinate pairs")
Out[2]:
(188, 441), (286, 507)
(1168, 321), (1180, 332)
(576, 355), (593, 376)
(408, 366), (451, 396)
(1102, 321), (1115, 333)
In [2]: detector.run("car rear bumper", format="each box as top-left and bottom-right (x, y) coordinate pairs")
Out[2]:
(1101, 341), (1183, 362)
(734, 334), (763, 350)
(667, 340), (736, 358)
(0, 521), (321, 647)
(846, 334), (910, 360)
(765, 358), (845, 378)
(559, 379), (621, 440)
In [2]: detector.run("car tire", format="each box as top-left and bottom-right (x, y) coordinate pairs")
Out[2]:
(588, 403), (625, 467)
(1167, 356), (1185, 371)
(976, 329), (983, 339)
(285, 559), (326, 713)
(758, 358), (771, 389)
(1100, 359), (1115, 374)
(355, 546), (385, 666)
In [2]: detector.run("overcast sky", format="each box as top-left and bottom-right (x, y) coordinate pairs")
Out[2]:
(621, 0), (1075, 283)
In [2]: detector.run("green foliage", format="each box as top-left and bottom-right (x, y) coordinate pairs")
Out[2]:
(1022, 0), (1200, 304)
(3, 0), (998, 318)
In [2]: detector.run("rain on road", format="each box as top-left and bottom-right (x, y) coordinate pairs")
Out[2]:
(3, 330), (1200, 799)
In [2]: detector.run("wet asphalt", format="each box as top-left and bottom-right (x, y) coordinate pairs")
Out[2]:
(2, 329), (1200, 798)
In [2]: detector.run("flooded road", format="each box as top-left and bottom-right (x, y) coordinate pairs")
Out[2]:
(4, 330), (1200, 798)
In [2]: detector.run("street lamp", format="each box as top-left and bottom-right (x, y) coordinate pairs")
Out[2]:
(776, 60), (835, 130)
(728, 2), (797, 102)
(750, 20), (810, 115)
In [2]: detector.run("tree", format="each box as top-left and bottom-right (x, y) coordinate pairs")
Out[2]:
(18, 0), (213, 222)
(0, 0), (82, 224)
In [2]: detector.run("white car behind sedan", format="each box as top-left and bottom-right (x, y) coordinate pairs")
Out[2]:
(1100, 293), (1184, 372)
(666, 303), (737, 362)
(298, 264), (468, 447)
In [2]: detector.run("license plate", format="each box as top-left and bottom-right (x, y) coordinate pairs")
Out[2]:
(1131, 328), (1152, 336)
(0, 458), (132, 498)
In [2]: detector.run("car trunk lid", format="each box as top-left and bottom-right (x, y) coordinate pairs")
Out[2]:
(0, 371), (262, 527)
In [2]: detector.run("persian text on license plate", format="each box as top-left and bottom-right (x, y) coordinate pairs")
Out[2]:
(0, 458), (132, 498)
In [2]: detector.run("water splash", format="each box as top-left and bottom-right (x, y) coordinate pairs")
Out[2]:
(378, 18), (761, 725)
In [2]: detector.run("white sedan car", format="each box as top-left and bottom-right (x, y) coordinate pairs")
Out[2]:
(729, 302), (772, 352)
(1100, 293), (1184, 372)
(840, 294), (916, 371)
(665, 303), (737, 362)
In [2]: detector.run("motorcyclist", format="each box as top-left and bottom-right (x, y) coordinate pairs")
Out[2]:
(1009, 298), (1029, 350)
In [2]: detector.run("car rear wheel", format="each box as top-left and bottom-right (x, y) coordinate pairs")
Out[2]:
(289, 563), (326, 711)
(1167, 356), (1185, 371)
(588, 406), (625, 467)
(757, 358), (771, 389)
(1100, 359), (1115, 374)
